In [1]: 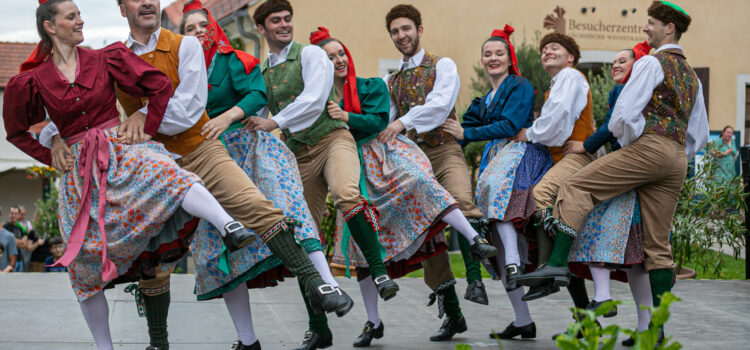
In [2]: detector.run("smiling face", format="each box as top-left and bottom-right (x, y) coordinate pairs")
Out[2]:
(643, 16), (670, 49)
(322, 40), (348, 81)
(611, 50), (635, 84)
(540, 41), (573, 74)
(120, 0), (160, 33)
(257, 10), (293, 49)
(45, 1), (85, 46)
(182, 11), (208, 44)
(388, 17), (422, 57)
(722, 127), (734, 142)
(481, 40), (511, 79)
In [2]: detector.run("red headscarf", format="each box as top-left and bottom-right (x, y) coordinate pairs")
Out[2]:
(489, 24), (521, 76)
(182, 0), (259, 74)
(19, 0), (53, 72)
(309, 26), (361, 114)
(621, 40), (653, 84)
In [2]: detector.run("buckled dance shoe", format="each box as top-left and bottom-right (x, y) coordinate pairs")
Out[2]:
(469, 236), (498, 259)
(516, 264), (571, 288)
(230, 340), (260, 350)
(373, 275), (399, 301)
(505, 264), (522, 291)
(522, 283), (561, 301)
(586, 299), (618, 318)
(293, 329), (333, 350)
(222, 221), (257, 252)
(309, 284), (354, 317)
(352, 321), (384, 347)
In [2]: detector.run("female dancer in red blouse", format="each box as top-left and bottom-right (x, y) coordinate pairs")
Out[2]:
(3, 1), (252, 349)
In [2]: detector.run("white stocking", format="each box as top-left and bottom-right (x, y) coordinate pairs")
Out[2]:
(626, 264), (652, 332)
(308, 250), (338, 287)
(441, 209), (478, 241)
(222, 285), (258, 345)
(590, 266), (613, 302)
(79, 291), (114, 350)
(495, 222), (520, 266)
(358, 277), (381, 327)
(181, 184), (234, 236)
(502, 278), (533, 327)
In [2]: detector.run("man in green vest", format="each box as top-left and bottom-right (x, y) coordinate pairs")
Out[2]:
(248, 1), (399, 349)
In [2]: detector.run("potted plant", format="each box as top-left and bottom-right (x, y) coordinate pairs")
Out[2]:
(671, 155), (746, 279)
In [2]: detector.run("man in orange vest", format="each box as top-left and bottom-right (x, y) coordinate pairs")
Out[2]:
(511, 33), (595, 307)
(42, 0), (352, 349)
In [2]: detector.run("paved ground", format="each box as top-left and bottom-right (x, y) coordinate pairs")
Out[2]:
(1, 273), (748, 349)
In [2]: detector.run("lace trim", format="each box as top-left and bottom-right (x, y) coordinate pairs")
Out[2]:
(260, 217), (302, 242)
(343, 200), (381, 233)
(426, 279), (457, 319)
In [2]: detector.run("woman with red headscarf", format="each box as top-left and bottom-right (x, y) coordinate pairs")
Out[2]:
(442, 26), (547, 340)
(178, 2), (345, 349)
(4, 1), (253, 349)
(305, 26), (495, 348)
(561, 41), (654, 346)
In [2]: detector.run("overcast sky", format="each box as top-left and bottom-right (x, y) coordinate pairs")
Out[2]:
(0, 0), (178, 49)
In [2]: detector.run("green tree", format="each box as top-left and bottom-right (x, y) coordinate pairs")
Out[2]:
(516, 31), (551, 112)
(587, 64), (616, 128)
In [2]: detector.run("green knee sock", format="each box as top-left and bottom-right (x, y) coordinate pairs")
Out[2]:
(298, 279), (329, 333)
(265, 225), (325, 298)
(460, 223), (482, 284)
(546, 230), (574, 267)
(536, 225), (553, 265)
(649, 269), (674, 307)
(142, 289), (170, 349)
(439, 284), (463, 319)
(346, 211), (387, 278)
(567, 276), (590, 309)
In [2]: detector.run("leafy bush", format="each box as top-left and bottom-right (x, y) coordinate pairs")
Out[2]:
(32, 184), (60, 237)
(672, 155), (746, 277)
(587, 65), (615, 129)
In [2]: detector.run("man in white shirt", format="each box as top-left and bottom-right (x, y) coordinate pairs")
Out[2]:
(510, 31), (595, 320)
(44, 1), (351, 349)
(380, 4), (497, 342)
(517, 2), (708, 322)
(247, 1), (398, 349)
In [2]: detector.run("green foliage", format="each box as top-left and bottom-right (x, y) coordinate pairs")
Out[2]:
(672, 155), (747, 276)
(230, 37), (245, 51)
(320, 194), (337, 256)
(33, 185), (60, 237)
(587, 65), (616, 129)
(556, 293), (682, 350)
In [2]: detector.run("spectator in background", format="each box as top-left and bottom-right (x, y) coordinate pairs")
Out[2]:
(0, 207), (19, 273)
(18, 206), (33, 232)
(710, 125), (739, 182)
(3, 205), (44, 272)
(44, 237), (67, 273)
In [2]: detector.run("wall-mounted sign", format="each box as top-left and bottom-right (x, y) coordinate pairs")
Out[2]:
(543, 6), (644, 42)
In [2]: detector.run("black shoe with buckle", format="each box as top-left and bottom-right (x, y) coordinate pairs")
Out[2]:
(505, 264), (522, 291)
(522, 281), (560, 301)
(145, 347), (162, 350)
(352, 321), (384, 347)
(230, 340), (261, 350)
(469, 236), (498, 259)
(309, 284), (354, 317)
(293, 329), (333, 350)
(464, 280), (489, 305)
(586, 299), (617, 318)
(489, 321), (536, 340)
(373, 275), (399, 301)
(429, 316), (467, 341)
(222, 221), (257, 252)
(516, 263), (570, 288)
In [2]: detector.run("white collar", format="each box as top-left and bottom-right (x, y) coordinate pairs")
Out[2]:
(268, 41), (294, 61)
(655, 43), (682, 52)
(550, 66), (575, 85)
(399, 48), (425, 71)
(126, 27), (161, 49)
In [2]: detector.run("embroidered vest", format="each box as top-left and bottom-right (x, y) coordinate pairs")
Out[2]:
(388, 52), (458, 147)
(641, 48), (698, 145)
(261, 41), (345, 154)
(117, 29), (210, 156)
(544, 70), (596, 164)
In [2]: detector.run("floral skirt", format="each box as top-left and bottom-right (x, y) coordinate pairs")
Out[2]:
(58, 127), (200, 302)
(332, 135), (457, 279)
(568, 191), (645, 282)
(191, 128), (321, 300)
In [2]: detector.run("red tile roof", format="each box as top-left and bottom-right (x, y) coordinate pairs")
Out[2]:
(162, 0), (254, 30)
(0, 42), (37, 89)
